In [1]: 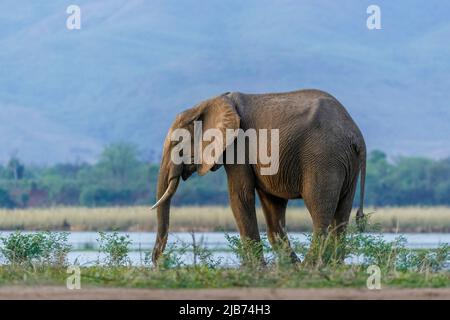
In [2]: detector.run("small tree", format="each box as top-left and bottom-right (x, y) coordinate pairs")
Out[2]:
(0, 188), (15, 208)
(7, 156), (25, 181)
(98, 143), (139, 185)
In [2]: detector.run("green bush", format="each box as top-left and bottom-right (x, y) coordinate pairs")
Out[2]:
(97, 231), (132, 266)
(0, 231), (71, 266)
(149, 242), (188, 270)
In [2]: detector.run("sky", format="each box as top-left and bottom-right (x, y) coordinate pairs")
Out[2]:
(0, 0), (449, 164)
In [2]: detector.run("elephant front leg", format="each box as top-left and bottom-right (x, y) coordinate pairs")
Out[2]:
(225, 164), (264, 266)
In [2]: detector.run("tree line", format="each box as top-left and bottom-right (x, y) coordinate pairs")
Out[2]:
(0, 144), (448, 208)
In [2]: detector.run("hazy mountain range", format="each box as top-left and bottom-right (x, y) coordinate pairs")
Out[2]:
(0, 0), (449, 164)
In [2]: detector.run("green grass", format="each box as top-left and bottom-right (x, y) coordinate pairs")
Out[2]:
(0, 265), (448, 289)
(0, 206), (450, 232)
(0, 225), (448, 289)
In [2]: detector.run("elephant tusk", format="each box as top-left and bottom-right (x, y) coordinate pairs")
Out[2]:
(151, 177), (179, 210)
(151, 189), (170, 210)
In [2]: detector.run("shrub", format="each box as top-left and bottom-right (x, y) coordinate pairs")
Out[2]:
(190, 233), (221, 269)
(224, 233), (269, 269)
(97, 231), (132, 266)
(148, 242), (188, 270)
(0, 231), (71, 266)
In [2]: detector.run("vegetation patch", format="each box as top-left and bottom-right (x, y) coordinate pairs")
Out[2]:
(0, 147), (449, 209)
(0, 206), (450, 232)
(0, 222), (448, 289)
(0, 231), (70, 267)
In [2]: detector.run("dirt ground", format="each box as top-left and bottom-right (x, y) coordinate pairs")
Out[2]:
(0, 286), (449, 300)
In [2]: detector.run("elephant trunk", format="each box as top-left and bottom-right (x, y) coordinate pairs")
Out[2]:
(151, 153), (181, 264)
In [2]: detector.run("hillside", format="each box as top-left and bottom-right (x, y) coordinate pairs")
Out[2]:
(0, 0), (449, 163)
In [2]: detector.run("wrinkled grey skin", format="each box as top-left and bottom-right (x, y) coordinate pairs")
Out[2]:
(152, 89), (366, 264)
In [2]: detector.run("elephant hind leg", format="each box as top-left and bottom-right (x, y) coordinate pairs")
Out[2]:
(328, 176), (359, 262)
(257, 189), (299, 263)
(302, 175), (342, 236)
(333, 174), (359, 235)
(302, 171), (343, 265)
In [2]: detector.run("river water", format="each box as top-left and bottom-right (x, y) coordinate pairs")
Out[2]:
(0, 231), (449, 266)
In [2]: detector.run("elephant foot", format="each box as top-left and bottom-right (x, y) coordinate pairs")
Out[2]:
(289, 252), (301, 265)
(274, 251), (301, 269)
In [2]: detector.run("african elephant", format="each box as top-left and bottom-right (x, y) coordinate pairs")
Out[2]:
(151, 89), (366, 264)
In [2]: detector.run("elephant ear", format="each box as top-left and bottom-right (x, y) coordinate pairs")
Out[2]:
(196, 96), (240, 176)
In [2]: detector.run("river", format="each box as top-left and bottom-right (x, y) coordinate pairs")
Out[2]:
(0, 231), (449, 266)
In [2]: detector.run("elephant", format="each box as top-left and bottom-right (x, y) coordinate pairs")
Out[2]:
(151, 89), (366, 264)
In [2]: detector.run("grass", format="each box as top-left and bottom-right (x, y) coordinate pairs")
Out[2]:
(0, 226), (448, 289)
(0, 206), (449, 232)
(0, 265), (448, 289)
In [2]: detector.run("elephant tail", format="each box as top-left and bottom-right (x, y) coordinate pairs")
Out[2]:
(356, 144), (366, 232)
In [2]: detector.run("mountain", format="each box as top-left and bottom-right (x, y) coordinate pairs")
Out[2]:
(0, 0), (449, 163)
